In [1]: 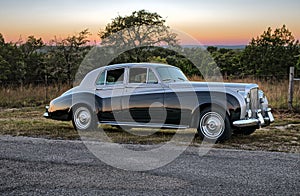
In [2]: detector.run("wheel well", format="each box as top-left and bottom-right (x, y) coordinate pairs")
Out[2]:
(190, 103), (229, 128)
(68, 103), (95, 121)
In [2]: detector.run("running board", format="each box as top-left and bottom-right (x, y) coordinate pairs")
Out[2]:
(99, 121), (189, 129)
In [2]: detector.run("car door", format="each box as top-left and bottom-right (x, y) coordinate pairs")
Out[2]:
(95, 67), (125, 122)
(122, 67), (165, 124)
(155, 66), (194, 126)
(163, 86), (192, 126)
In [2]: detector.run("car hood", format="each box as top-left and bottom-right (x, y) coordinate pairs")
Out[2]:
(168, 81), (258, 92)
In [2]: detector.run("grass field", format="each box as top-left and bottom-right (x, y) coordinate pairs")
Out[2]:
(0, 78), (299, 153)
(0, 106), (299, 153)
(0, 84), (70, 108)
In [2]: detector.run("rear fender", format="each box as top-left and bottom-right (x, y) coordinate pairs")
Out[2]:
(70, 92), (102, 114)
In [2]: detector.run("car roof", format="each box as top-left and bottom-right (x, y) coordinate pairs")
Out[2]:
(79, 63), (178, 87)
(100, 62), (177, 70)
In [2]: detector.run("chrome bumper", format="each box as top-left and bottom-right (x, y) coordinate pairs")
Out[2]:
(233, 108), (274, 128)
(43, 112), (49, 118)
(43, 106), (50, 118)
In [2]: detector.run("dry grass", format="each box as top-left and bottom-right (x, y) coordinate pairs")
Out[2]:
(0, 84), (70, 108)
(215, 127), (300, 153)
(0, 78), (299, 110)
(0, 107), (78, 140)
(229, 78), (300, 109)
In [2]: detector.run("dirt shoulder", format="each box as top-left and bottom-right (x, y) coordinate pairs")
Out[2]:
(0, 107), (299, 153)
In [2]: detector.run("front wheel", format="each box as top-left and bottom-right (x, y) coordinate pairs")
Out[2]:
(72, 105), (98, 131)
(197, 107), (232, 142)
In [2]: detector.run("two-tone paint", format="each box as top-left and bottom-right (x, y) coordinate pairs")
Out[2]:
(44, 63), (274, 140)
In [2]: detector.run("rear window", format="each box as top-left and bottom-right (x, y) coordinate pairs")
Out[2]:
(96, 68), (125, 85)
(106, 68), (125, 85)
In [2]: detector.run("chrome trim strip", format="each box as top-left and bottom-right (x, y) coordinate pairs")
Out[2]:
(99, 121), (189, 129)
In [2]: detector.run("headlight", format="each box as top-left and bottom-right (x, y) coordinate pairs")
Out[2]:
(259, 90), (265, 103)
(245, 92), (250, 103)
(247, 109), (252, 118)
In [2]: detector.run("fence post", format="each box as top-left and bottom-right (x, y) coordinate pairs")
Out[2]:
(288, 67), (294, 110)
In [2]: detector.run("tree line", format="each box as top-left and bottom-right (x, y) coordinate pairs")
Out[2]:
(0, 10), (299, 87)
(0, 29), (91, 86)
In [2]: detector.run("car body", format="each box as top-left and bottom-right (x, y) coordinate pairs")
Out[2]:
(44, 63), (274, 141)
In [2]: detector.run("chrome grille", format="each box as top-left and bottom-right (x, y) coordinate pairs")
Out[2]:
(250, 88), (259, 117)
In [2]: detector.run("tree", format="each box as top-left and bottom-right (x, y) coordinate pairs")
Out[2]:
(0, 33), (5, 46)
(0, 34), (48, 85)
(0, 34), (25, 85)
(296, 55), (300, 74)
(20, 36), (45, 84)
(47, 29), (91, 85)
(0, 55), (11, 81)
(81, 11), (218, 79)
(99, 10), (178, 47)
(206, 46), (218, 53)
(98, 10), (179, 63)
(241, 25), (299, 79)
(209, 48), (243, 77)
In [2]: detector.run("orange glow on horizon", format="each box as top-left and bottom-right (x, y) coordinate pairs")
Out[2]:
(1, 23), (300, 46)
(1, 31), (253, 46)
(2, 28), (300, 46)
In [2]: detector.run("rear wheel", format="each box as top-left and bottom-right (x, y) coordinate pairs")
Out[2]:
(72, 105), (98, 131)
(197, 107), (232, 142)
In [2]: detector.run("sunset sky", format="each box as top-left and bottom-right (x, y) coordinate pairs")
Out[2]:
(1, 0), (299, 45)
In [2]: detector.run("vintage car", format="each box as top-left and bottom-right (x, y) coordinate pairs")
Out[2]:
(44, 63), (274, 141)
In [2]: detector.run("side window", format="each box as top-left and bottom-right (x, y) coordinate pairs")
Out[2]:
(96, 71), (106, 85)
(147, 69), (158, 84)
(129, 68), (147, 83)
(106, 68), (124, 85)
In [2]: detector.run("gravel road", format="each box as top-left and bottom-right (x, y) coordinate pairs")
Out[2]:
(0, 136), (299, 195)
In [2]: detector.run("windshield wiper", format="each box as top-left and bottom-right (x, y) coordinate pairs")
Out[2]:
(162, 78), (172, 82)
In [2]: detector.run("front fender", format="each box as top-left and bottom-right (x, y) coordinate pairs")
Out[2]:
(190, 91), (241, 128)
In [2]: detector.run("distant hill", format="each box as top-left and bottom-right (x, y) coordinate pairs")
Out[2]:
(182, 45), (246, 50)
(38, 45), (246, 52)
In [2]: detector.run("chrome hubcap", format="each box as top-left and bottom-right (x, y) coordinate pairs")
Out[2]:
(74, 107), (91, 130)
(200, 112), (225, 139)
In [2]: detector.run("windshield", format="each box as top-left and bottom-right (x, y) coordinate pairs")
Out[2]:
(156, 67), (188, 83)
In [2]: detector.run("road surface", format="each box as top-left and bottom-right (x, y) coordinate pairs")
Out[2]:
(0, 136), (299, 195)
